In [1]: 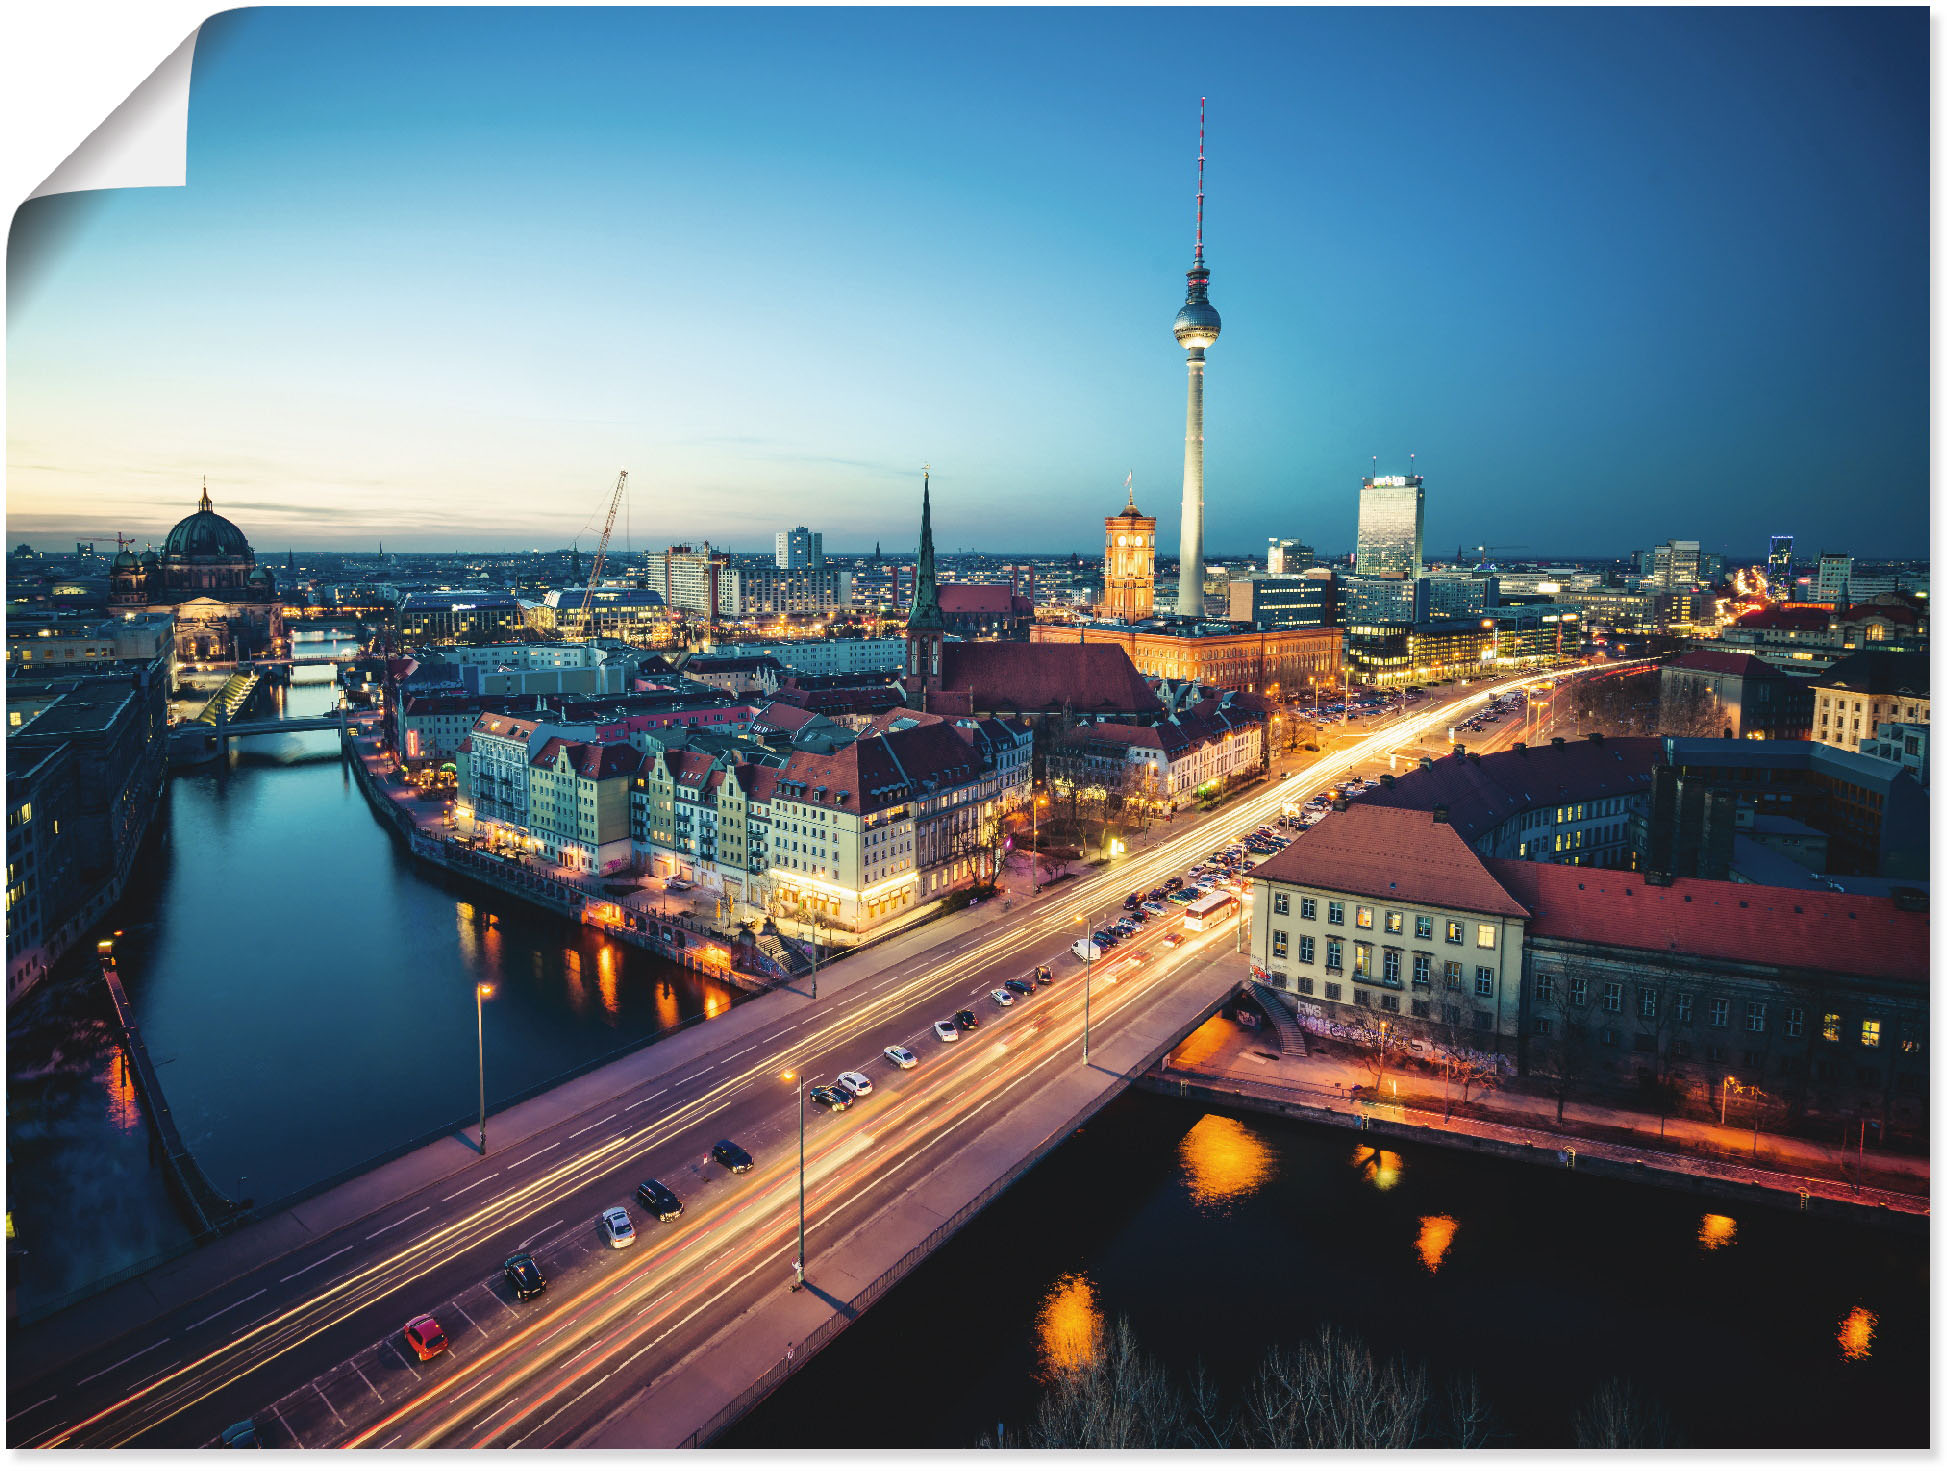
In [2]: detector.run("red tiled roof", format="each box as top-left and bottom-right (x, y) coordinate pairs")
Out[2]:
(1484, 861), (1929, 984)
(940, 642), (1161, 715)
(751, 700), (819, 733)
(1251, 805), (1531, 918)
(571, 742), (641, 781)
(938, 584), (1032, 616)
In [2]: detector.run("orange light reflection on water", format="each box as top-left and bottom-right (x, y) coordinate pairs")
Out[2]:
(595, 944), (620, 1018)
(1353, 1146), (1404, 1191)
(1035, 1272), (1103, 1380)
(1697, 1213), (1737, 1251)
(1416, 1214), (1457, 1273)
(1178, 1113), (1274, 1211)
(1837, 1306), (1876, 1361)
(102, 1046), (141, 1133)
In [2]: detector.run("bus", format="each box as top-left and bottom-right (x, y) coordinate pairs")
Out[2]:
(1182, 891), (1238, 932)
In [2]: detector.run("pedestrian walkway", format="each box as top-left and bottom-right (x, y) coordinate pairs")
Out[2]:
(1158, 1018), (1927, 1214)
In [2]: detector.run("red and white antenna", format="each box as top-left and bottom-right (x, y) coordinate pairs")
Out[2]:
(1195, 96), (1207, 264)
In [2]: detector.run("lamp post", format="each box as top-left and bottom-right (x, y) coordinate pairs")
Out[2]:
(1719, 1074), (1737, 1126)
(1074, 912), (1099, 1064)
(781, 1070), (806, 1289)
(797, 899), (819, 1000)
(475, 982), (495, 1153)
(1031, 792), (1048, 893)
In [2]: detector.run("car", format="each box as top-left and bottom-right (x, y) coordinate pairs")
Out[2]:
(635, 1179), (683, 1220)
(955, 1008), (981, 1030)
(503, 1251), (547, 1300)
(221, 1421), (262, 1449)
(601, 1207), (637, 1247)
(1142, 900), (1169, 917)
(1169, 889), (1199, 905)
(1146, 887), (1171, 902)
(404, 1314), (450, 1360)
(1161, 876), (1182, 892)
(884, 1044), (919, 1068)
(1161, 932), (1183, 949)
(712, 1140), (754, 1173)
(1006, 977), (1034, 996)
(934, 1019), (961, 1042)
(1092, 930), (1119, 949)
(809, 1085), (850, 1111)
(1033, 963), (1054, 981)
(1122, 892), (1144, 910)
(989, 987), (1015, 1007)
(836, 1069), (873, 1096)
(1126, 909), (1149, 925)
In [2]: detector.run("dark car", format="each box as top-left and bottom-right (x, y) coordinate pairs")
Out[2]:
(220, 1421), (261, 1449)
(635, 1178), (684, 1220)
(1122, 892), (1144, 910)
(1146, 887), (1170, 902)
(712, 1140), (754, 1173)
(1162, 876), (1182, 892)
(503, 1250), (547, 1301)
(1092, 930), (1118, 949)
(810, 1084), (851, 1112)
(1006, 977), (1034, 996)
(954, 1008), (981, 1030)
(1033, 964), (1054, 982)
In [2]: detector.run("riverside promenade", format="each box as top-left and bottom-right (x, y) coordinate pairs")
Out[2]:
(1147, 1017), (1927, 1226)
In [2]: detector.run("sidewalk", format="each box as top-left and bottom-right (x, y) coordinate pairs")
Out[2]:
(1161, 1018), (1928, 1213)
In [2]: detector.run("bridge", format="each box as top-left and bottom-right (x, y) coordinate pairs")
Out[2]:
(14, 667), (1599, 1449)
(170, 707), (360, 764)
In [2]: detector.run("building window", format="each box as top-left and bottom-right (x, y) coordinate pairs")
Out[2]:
(1325, 938), (1343, 972)
(1474, 1010), (1494, 1032)
(1822, 1012), (1841, 1043)
(1354, 942), (1372, 978)
(1709, 999), (1730, 1028)
(1569, 978), (1588, 1008)
(1784, 1006), (1804, 1039)
(1301, 896), (1317, 920)
(1414, 914), (1433, 939)
(1899, 1023), (1921, 1054)
(1324, 981), (1342, 1001)
(1860, 1019), (1881, 1049)
(1476, 923), (1497, 949)
(1745, 1001), (1766, 1034)
(1412, 953), (1431, 987)
(1328, 901), (1345, 927)
(1385, 910), (1403, 935)
(1601, 982), (1622, 1013)
(1445, 920), (1464, 945)
(1271, 930), (1288, 959)
(1297, 975), (1314, 995)
(1444, 960), (1464, 992)
(1675, 993), (1693, 1024)
(1355, 905), (1374, 930)
(1354, 989), (1371, 1008)
(1639, 988), (1659, 1019)
(1383, 949), (1402, 985)
(1475, 967), (1495, 998)
(1299, 935), (1316, 965)
(1535, 974), (1556, 1004)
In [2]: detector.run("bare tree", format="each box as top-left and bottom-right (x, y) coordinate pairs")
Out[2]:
(1236, 1325), (1430, 1449)
(1572, 1377), (1674, 1448)
(1444, 1372), (1497, 1449)
(1027, 1315), (1185, 1449)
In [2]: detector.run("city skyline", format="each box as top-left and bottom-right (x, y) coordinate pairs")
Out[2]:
(8, 7), (1928, 556)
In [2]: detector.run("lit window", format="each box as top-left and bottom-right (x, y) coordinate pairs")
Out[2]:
(1355, 905), (1373, 929)
(1860, 1019), (1881, 1049)
(1822, 1012), (1842, 1043)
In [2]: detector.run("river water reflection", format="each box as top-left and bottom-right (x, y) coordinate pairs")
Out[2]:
(6, 639), (724, 1315)
(724, 1093), (1927, 1449)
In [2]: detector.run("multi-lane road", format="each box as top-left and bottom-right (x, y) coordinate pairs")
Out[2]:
(12, 667), (1591, 1449)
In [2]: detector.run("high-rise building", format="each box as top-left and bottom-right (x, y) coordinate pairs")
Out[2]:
(1650, 539), (1702, 592)
(1172, 100), (1221, 618)
(1355, 475), (1425, 579)
(1815, 552), (1855, 606)
(1102, 480), (1157, 623)
(1266, 538), (1313, 576)
(775, 527), (824, 570)
(1767, 535), (1795, 597)
(652, 544), (740, 620)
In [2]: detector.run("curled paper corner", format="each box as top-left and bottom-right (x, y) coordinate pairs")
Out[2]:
(28, 26), (202, 201)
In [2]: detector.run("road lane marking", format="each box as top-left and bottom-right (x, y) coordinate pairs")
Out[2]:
(520, 1219), (567, 1249)
(366, 1206), (430, 1240)
(274, 1409), (299, 1447)
(468, 1394), (524, 1436)
(279, 1243), (355, 1282)
(442, 1173), (499, 1201)
(76, 1341), (171, 1386)
(568, 1113), (617, 1140)
(313, 1381), (345, 1425)
(185, 1288), (266, 1331)
(356, 1367), (386, 1403)
(385, 1341), (423, 1376)
(509, 1144), (560, 1169)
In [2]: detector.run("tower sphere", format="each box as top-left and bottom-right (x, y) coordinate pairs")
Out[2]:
(1173, 268), (1221, 350)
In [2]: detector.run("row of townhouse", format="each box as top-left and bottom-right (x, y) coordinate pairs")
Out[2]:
(1249, 802), (1928, 1127)
(1048, 692), (1266, 810)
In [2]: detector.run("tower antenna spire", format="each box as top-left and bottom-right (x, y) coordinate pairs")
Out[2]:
(1195, 96), (1207, 265)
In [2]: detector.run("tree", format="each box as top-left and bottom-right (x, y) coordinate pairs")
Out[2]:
(1027, 1315), (1185, 1449)
(1572, 1378), (1673, 1448)
(1237, 1325), (1430, 1449)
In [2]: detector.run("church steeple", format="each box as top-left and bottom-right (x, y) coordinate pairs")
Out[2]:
(198, 478), (213, 515)
(903, 465), (946, 703)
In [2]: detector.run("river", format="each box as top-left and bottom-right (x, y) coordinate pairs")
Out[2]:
(722, 1092), (1926, 1449)
(6, 635), (727, 1317)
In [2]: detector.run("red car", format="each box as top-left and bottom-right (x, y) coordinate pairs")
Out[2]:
(404, 1314), (449, 1361)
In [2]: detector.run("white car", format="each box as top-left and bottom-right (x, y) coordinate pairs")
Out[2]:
(883, 1045), (918, 1069)
(601, 1207), (636, 1248)
(933, 1019), (960, 1043)
(989, 988), (1014, 1008)
(836, 1069), (873, 1096)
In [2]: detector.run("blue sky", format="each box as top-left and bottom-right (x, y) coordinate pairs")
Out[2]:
(7, 6), (1928, 557)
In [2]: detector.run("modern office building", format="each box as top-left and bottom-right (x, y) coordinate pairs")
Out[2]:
(1354, 475), (1425, 580)
(1767, 534), (1795, 596)
(1225, 573), (1331, 630)
(1650, 539), (1702, 592)
(1814, 552), (1855, 606)
(775, 527), (824, 570)
(1266, 538), (1314, 576)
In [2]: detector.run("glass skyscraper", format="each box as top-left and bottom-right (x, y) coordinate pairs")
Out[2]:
(1355, 475), (1425, 579)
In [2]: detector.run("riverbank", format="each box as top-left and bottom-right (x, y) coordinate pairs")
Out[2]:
(1148, 1017), (1926, 1227)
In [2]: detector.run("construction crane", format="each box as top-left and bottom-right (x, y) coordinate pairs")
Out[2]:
(574, 470), (629, 640)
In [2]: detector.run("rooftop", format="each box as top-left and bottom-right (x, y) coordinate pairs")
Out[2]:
(1251, 804), (1532, 919)
(1813, 650), (1929, 699)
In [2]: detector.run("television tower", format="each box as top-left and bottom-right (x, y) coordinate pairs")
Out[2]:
(1172, 98), (1221, 618)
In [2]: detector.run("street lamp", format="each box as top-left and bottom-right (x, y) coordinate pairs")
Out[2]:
(1074, 911), (1101, 1064)
(781, 1069), (806, 1290)
(1719, 1074), (1738, 1126)
(475, 982), (495, 1153)
(1031, 792), (1049, 893)
(797, 900), (820, 1000)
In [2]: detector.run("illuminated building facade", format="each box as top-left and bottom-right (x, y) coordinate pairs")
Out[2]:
(1355, 475), (1425, 580)
(1030, 620), (1341, 699)
(1101, 484), (1157, 623)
